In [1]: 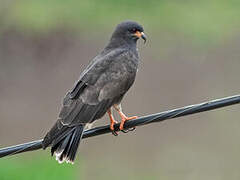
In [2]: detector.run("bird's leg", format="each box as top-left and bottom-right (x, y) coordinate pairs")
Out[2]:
(114, 104), (138, 131)
(107, 108), (118, 136)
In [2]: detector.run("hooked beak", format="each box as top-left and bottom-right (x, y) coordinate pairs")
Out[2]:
(134, 31), (147, 43)
(141, 32), (147, 43)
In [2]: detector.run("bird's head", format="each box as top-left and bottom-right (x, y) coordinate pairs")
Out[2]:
(110, 21), (146, 47)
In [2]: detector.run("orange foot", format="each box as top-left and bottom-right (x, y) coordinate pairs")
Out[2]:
(107, 109), (118, 135)
(119, 114), (138, 131)
(113, 104), (138, 131)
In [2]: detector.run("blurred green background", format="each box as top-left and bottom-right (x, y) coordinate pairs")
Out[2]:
(1, 0), (240, 179)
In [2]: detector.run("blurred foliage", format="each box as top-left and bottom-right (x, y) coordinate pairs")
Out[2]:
(0, 152), (81, 180)
(1, 0), (240, 44)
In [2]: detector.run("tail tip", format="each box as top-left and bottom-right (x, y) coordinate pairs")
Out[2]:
(54, 151), (75, 164)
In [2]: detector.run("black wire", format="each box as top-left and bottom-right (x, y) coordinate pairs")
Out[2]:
(0, 94), (240, 158)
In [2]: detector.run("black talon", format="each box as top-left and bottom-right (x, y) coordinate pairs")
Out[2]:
(121, 127), (136, 133)
(129, 127), (136, 131)
(121, 129), (129, 133)
(111, 130), (118, 136)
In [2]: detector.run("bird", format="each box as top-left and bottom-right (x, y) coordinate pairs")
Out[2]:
(42, 20), (146, 164)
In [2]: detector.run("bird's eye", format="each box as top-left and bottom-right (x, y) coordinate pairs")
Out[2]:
(129, 28), (137, 33)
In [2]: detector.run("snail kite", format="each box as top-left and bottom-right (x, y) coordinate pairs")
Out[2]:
(42, 20), (146, 163)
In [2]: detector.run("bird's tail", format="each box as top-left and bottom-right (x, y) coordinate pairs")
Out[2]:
(50, 125), (85, 164)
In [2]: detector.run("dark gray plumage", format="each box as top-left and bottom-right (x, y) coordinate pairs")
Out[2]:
(42, 20), (146, 163)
